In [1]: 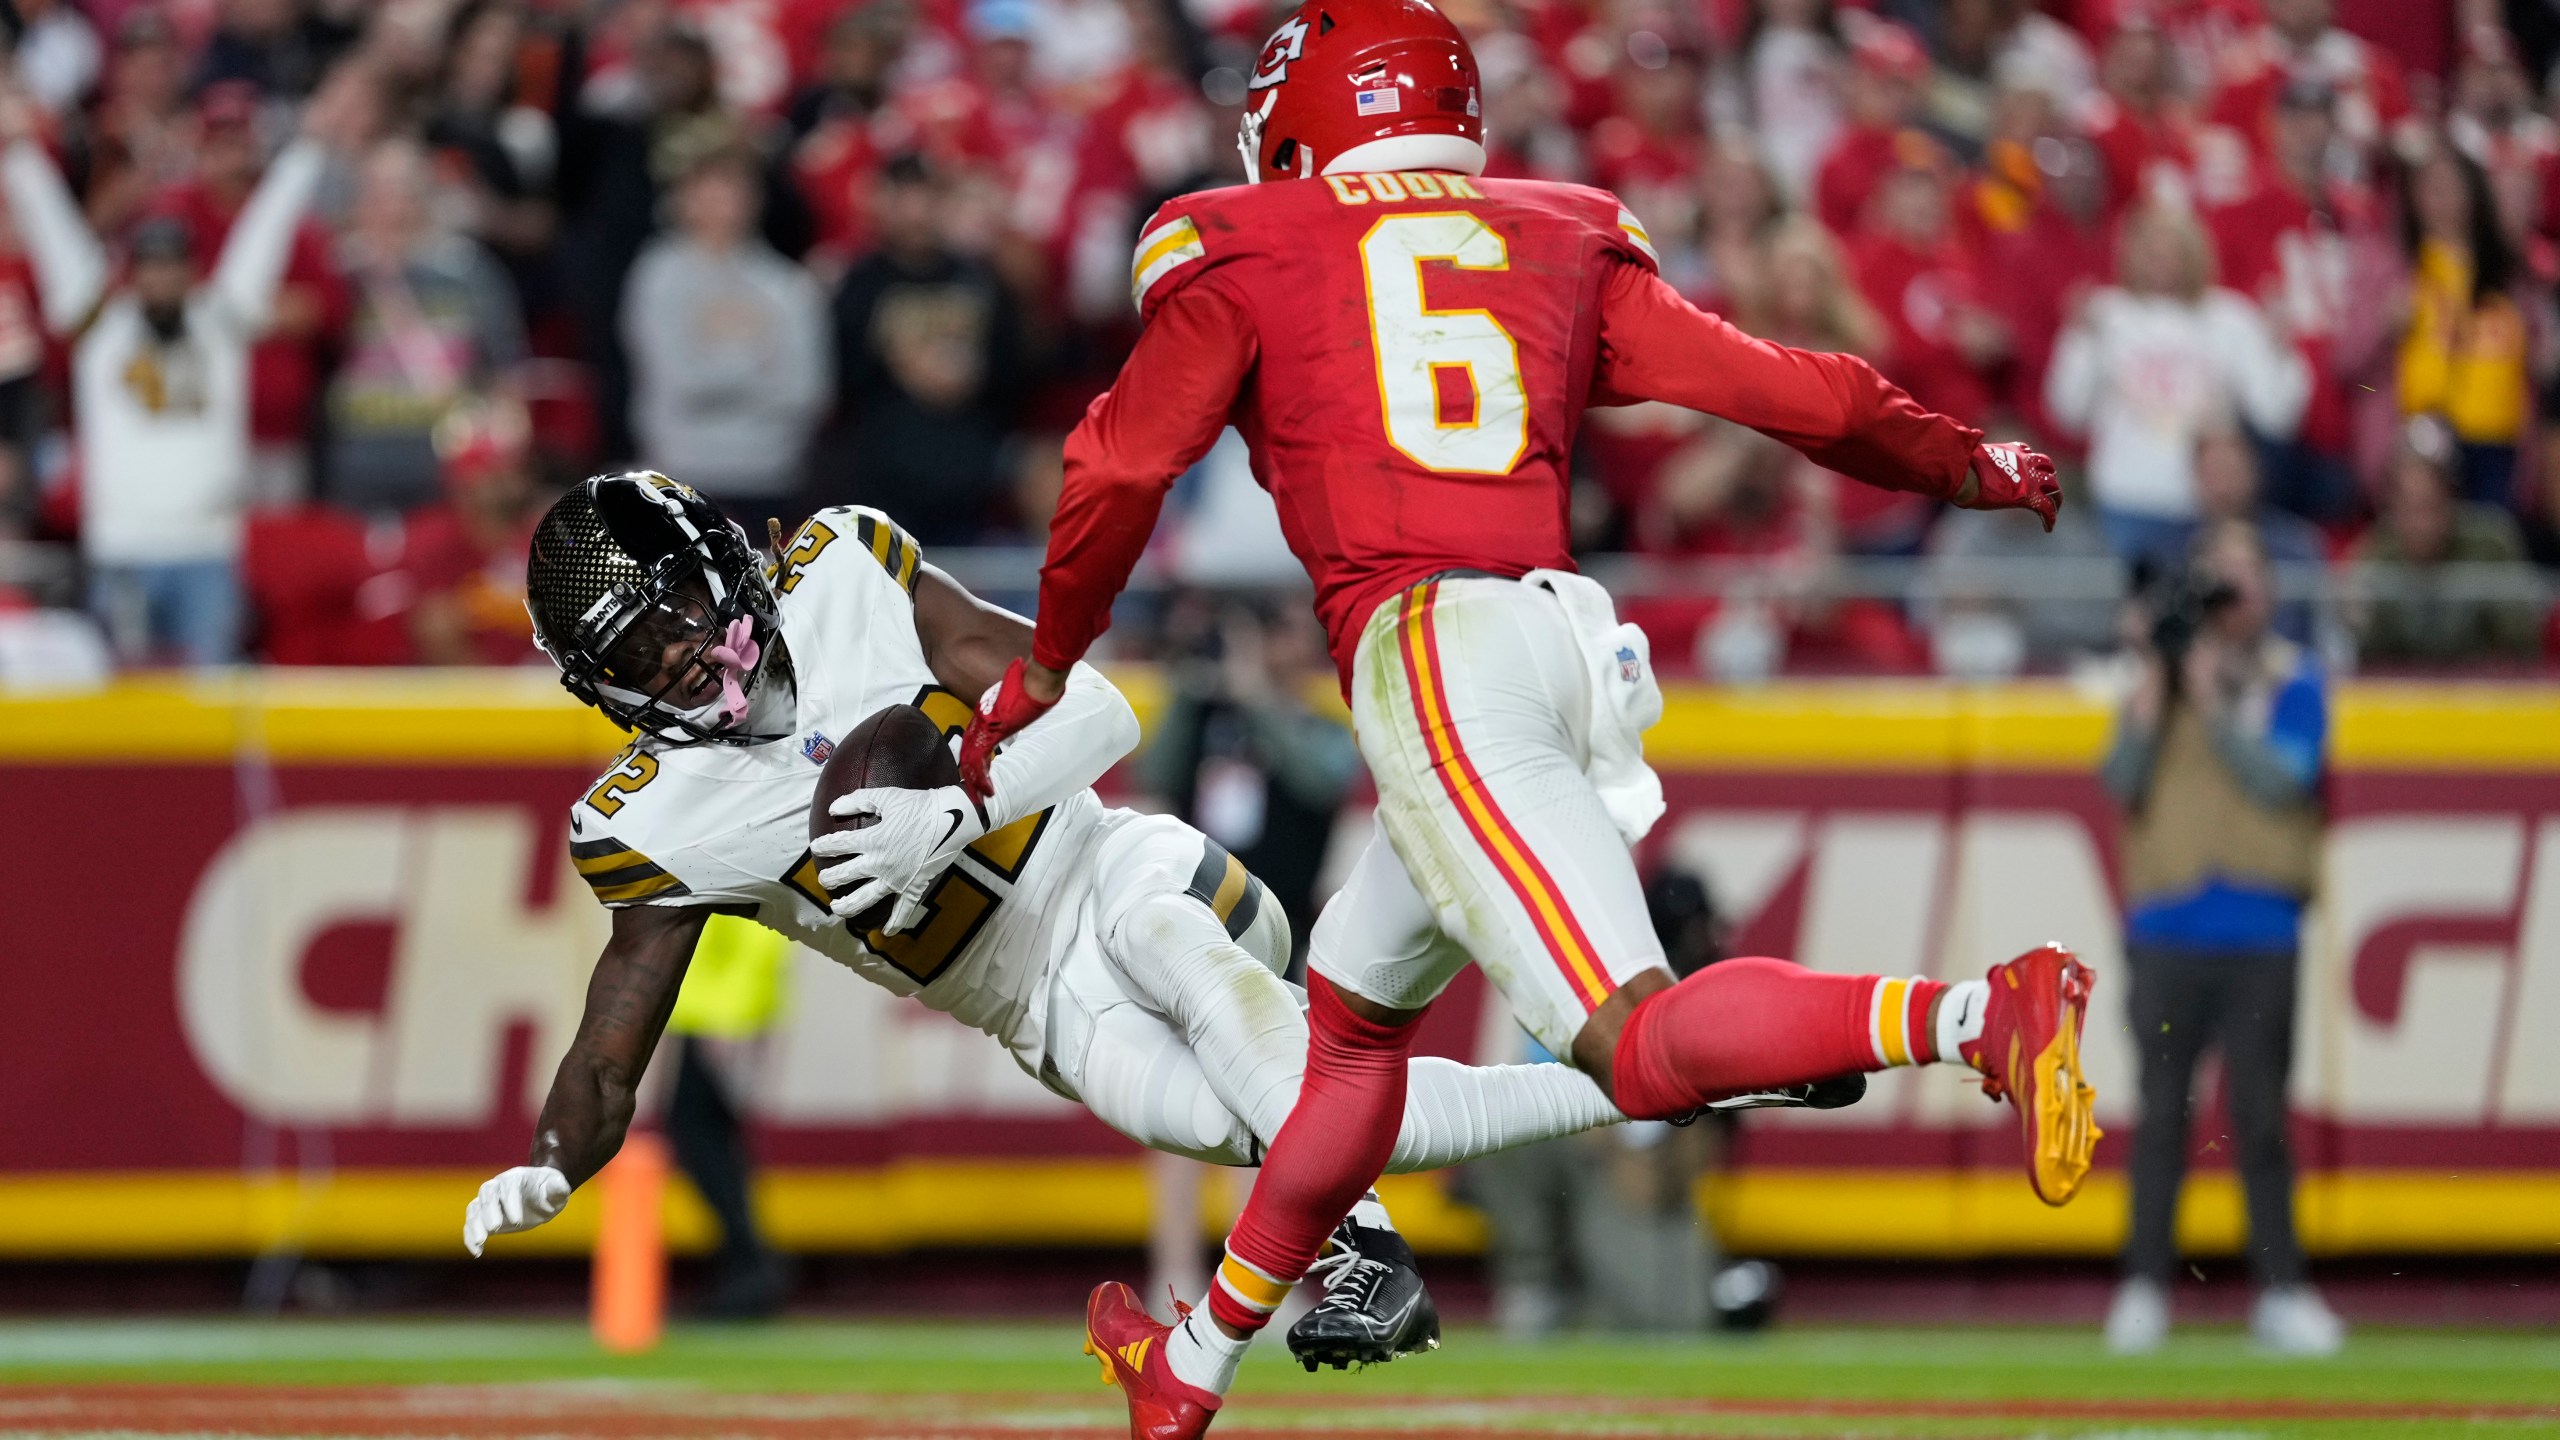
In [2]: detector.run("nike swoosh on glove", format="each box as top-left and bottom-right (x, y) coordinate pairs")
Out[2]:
(957, 657), (1058, 804)
(463, 1165), (570, 1256)
(813, 783), (989, 933)
(1966, 442), (2062, 532)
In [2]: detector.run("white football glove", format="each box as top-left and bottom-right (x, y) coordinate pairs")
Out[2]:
(462, 1165), (571, 1257)
(811, 784), (988, 934)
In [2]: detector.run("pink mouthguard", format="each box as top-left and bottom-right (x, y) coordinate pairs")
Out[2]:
(701, 617), (761, 728)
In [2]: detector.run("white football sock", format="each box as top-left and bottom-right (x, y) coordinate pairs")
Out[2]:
(1383, 1057), (1624, 1172)
(1937, 979), (1990, 1062)
(1164, 1307), (1249, 1396)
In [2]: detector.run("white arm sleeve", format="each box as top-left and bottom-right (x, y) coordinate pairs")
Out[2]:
(1, 139), (104, 332)
(979, 661), (1140, 828)
(205, 138), (324, 336)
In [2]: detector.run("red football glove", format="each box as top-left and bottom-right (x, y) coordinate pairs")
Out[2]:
(957, 656), (1059, 804)
(1966, 442), (2062, 532)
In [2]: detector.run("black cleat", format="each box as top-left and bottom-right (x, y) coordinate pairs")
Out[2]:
(1669, 1072), (1867, 1124)
(1285, 1216), (1441, 1371)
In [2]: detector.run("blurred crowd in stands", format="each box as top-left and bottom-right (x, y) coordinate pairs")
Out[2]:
(0, 0), (2551, 678)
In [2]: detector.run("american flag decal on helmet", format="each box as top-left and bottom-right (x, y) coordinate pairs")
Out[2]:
(1355, 87), (1401, 116)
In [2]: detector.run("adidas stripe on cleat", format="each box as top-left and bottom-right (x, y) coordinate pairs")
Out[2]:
(1082, 1281), (1220, 1440)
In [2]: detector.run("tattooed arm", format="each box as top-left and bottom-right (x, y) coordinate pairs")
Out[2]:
(528, 904), (711, 1185)
(464, 904), (709, 1254)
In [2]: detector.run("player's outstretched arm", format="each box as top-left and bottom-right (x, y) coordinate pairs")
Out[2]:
(817, 567), (1141, 931)
(462, 903), (707, 1255)
(958, 283), (1257, 789)
(1592, 262), (2060, 529)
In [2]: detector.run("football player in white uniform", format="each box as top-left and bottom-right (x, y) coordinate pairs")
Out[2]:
(462, 472), (1641, 1365)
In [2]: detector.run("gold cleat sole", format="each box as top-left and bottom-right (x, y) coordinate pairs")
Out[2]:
(1084, 1333), (1119, 1388)
(2027, 977), (2101, 1206)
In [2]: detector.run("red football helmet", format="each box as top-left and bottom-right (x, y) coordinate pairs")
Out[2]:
(1238, 0), (1485, 183)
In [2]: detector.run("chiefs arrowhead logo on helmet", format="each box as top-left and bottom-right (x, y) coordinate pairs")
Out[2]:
(1237, 0), (1485, 183)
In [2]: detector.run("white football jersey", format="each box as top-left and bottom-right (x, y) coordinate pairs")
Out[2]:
(563, 505), (1108, 1075)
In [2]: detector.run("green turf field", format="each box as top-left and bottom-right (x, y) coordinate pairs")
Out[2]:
(0, 1318), (2552, 1437)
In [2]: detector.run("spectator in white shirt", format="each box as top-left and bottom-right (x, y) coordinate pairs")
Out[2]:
(2046, 201), (2310, 571)
(0, 61), (359, 665)
(624, 142), (829, 536)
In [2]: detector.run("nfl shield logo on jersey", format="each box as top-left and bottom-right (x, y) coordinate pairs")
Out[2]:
(1616, 645), (1642, 683)
(801, 731), (836, 766)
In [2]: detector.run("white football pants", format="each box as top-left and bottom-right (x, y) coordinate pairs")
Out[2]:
(1043, 813), (1622, 1168)
(1316, 576), (1667, 1057)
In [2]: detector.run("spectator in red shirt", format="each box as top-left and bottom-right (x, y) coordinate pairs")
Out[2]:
(1050, 1), (1212, 325)
(789, 4), (921, 269)
(908, 0), (1060, 174)
(1589, 29), (1713, 287)
(2203, 75), (2383, 520)
(2208, 0), (2409, 173)
(2081, 19), (2200, 216)
(1812, 18), (1935, 235)
(1848, 139), (2011, 437)
(408, 401), (545, 666)
(1961, 57), (2110, 432)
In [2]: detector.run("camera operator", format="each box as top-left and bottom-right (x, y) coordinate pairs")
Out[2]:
(2100, 518), (2344, 1357)
(1141, 596), (1362, 954)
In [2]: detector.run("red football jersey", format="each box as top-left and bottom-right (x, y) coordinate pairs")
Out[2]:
(1033, 173), (1983, 684)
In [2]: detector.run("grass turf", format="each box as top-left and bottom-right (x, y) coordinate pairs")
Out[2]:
(0, 1319), (2553, 1437)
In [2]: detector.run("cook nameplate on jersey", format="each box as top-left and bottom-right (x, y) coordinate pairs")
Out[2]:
(562, 505), (1104, 1077)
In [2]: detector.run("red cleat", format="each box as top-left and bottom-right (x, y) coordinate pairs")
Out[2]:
(1962, 943), (2101, 1206)
(1082, 1280), (1221, 1440)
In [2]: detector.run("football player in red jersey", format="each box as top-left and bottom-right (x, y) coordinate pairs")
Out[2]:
(926, 2), (2093, 1431)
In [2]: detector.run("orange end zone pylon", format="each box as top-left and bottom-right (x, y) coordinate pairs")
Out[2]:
(592, 1132), (668, 1354)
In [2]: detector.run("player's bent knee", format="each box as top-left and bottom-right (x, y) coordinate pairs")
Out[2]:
(1080, 1003), (1264, 1166)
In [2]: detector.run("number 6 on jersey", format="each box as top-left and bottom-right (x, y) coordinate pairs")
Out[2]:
(1361, 212), (1527, 475)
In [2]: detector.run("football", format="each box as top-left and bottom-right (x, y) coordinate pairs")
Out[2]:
(808, 703), (961, 932)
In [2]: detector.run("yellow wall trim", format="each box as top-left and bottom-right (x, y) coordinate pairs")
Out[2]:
(1, 1165), (2550, 1260)
(1705, 1168), (2560, 1257)
(2, 672), (2550, 769)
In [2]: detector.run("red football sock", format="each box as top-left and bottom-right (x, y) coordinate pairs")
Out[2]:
(1208, 977), (1420, 1334)
(1611, 957), (1947, 1121)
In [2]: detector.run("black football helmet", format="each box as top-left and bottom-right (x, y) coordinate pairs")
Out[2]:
(526, 472), (781, 745)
